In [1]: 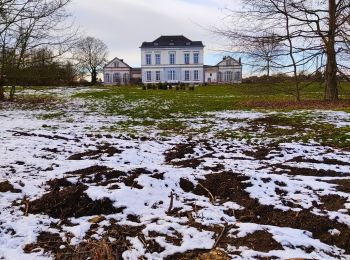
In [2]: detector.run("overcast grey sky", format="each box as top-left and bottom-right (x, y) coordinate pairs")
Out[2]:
(69, 0), (237, 67)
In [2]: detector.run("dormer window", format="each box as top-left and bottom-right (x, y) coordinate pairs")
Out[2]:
(186, 42), (191, 46)
(169, 42), (174, 46)
(154, 43), (159, 46)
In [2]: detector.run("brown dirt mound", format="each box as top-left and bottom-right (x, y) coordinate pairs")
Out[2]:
(65, 165), (111, 176)
(273, 164), (350, 177)
(172, 158), (204, 169)
(292, 156), (350, 166)
(165, 143), (196, 162)
(327, 179), (350, 193)
(47, 178), (73, 191)
(0, 181), (21, 193)
(185, 171), (350, 254)
(24, 224), (146, 260)
(244, 146), (273, 160)
(180, 178), (195, 192)
(67, 144), (122, 160)
(65, 166), (147, 189)
(230, 230), (283, 252)
(28, 184), (123, 218)
(320, 194), (348, 211)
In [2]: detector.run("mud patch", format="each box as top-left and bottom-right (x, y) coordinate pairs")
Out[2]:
(230, 230), (283, 252)
(244, 146), (272, 160)
(189, 172), (350, 253)
(292, 156), (350, 166)
(0, 181), (21, 193)
(165, 143), (196, 162)
(273, 164), (349, 177)
(180, 178), (195, 193)
(24, 224), (146, 259)
(28, 184), (122, 218)
(320, 194), (348, 211)
(67, 143), (122, 160)
(327, 179), (350, 193)
(173, 158), (203, 169)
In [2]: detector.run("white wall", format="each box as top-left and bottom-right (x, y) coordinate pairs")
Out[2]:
(141, 47), (204, 84)
(141, 47), (204, 66)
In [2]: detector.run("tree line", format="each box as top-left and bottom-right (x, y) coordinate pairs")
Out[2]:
(0, 0), (108, 101)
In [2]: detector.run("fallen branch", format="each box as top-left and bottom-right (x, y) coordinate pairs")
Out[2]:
(213, 225), (226, 249)
(23, 197), (30, 216)
(167, 191), (175, 213)
(197, 183), (215, 204)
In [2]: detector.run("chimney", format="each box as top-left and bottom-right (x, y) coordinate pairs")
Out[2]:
(239, 57), (241, 64)
(120, 59), (124, 62)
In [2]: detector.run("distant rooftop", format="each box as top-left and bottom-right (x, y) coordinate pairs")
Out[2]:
(141, 35), (204, 48)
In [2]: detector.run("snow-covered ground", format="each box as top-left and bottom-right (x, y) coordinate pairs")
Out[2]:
(0, 88), (350, 259)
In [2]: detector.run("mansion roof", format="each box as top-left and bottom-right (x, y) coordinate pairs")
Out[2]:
(141, 35), (204, 48)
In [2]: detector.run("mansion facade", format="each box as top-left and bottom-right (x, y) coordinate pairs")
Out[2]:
(103, 35), (242, 85)
(141, 36), (205, 84)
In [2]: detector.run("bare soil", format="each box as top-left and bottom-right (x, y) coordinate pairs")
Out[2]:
(28, 184), (123, 218)
(0, 181), (21, 193)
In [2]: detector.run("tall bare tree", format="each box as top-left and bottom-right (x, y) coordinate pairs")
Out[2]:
(74, 36), (108, 85)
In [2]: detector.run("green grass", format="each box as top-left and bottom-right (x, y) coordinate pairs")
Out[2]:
(74, 82), (350, 119)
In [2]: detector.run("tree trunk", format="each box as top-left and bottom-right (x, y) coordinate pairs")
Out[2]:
(91, 69), (97, 85)
(325, 0), (338, 101)
(9, 85), (15, 102)
(0, 85), (4, 101)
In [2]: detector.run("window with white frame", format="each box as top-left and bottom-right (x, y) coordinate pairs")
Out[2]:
(169, 53), (175, 65)
(193, 53), (199, 64)
(184, 53), (190, 64)
(224, 71), (233, 82)
(194, 70), (199, 81)
(146, 71), (152, 81)
(185, 71), (190, 81)
(146, 54), (152, 65)
(168, 70), (176, 81)
(105, 73), (110, 83)
(155, 54), (161, 65)
(156, 71), (161, 81)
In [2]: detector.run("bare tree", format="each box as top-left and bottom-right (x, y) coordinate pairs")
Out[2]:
(74, 36), (108, 85)
(0, 0), (77, 101)
(246, 33), (283, 77)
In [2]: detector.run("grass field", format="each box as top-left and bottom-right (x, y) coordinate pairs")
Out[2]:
(70, 82), (350, 118)
(1, 84), (350, 259)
